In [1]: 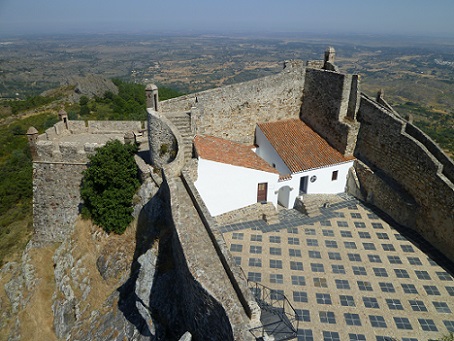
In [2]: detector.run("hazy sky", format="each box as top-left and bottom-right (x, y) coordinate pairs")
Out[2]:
(0, 0), (453, 37)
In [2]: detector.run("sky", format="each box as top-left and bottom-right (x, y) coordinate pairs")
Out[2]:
(0, 0), (453, 37)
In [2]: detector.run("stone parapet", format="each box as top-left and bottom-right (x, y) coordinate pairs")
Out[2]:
(355, 94), (454, 261)
(159, 63), (307, 144)
(34, 140), (103, 163)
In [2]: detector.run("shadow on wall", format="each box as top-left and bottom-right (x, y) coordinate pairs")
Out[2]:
(117, 180), (234, 341)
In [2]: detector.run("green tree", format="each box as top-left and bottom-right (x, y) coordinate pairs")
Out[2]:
(80, 140), (140, 234)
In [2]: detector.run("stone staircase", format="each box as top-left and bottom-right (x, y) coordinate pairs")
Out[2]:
(294, 194), (346, 217)
(294, 195), (320, 217)
(167, 113), (193, 162)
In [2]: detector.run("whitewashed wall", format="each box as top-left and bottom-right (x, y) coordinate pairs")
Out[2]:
(195, 158), (280, 216)
(255, 126), (290, 175)
(277, 161), (354, 208)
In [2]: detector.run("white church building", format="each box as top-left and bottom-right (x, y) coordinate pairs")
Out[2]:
(194, 118), (355, 217)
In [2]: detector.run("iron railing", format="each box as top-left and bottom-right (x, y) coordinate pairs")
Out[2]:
(248, 280), (299, 341)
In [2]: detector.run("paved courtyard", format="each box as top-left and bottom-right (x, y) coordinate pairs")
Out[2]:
(220, 195), (454, 341)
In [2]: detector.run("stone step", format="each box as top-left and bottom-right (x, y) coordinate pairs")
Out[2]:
(167, 114), (193, 162)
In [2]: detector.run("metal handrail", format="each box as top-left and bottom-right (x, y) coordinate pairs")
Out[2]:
(247, 280), (299, 340)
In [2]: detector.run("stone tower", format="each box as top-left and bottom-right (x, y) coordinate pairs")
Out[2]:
(26, 126), (39, 160)
(145, 84), (159, 111)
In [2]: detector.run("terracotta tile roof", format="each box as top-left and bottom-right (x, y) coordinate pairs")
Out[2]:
(194, 135), (279, 174)
(258, 118), (355, 173)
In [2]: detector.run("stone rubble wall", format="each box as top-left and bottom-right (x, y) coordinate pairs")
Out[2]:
(159, 62), (307, 144)
(300, 68), (360, 156)
(32, 162), (87, 244)
(354, 94), (454, 260)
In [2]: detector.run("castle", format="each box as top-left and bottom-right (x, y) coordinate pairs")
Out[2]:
(27, 48), (454, 340)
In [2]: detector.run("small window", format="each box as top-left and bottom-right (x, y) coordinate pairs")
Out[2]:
(402, 283), (418, 294)
(340, 295), (355, 307)
(270, 247), (282, 255)
(290, 261), (304, 271)
(316, 293), (332, 305)
(319, 311), (336, 324)
(331, 170), (338, 181)
(270, 289), (284, 300)
(335, 279), (350, 290)
(409, 300), (427, 312)
(270, 274), (284, 284)
(232, 232), (244, 240)
(379, 282), (395, 293)
(433, 301), (451, 313)
(357, 280), (373, 291)
(295, 309), (311, 322)
(230, 244), (243, 252)
(352, 266), (367, 276)
(270, 259), (282, 269)
(386, 298), (404, 310)
(344, 313), (362, 326)
(418, 318), (438, 331)
(293, 291), (308, 302)
(291, 275), (306, 286)
(309, 250), (322, 259)
(369, 315), (387, 328)
(269, 236), (281, 243)
(332, 264), (346, 274)
(249, 245), (262, 254)
(311, 263), (325, 272)
(251, 234), (262, 242)
(394, 317), (412, 330)
(289, 249), (302, 257)
(388, 255), (402, 264)
(314, 277), (328, 288)
(248, 272), (262, 282)
(363, 297), (379, 308)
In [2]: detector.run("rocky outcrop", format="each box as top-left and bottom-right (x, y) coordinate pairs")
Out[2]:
(41, 74), (119, 103)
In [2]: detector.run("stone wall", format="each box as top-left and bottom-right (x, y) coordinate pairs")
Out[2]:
(32, 162), (87, 243)
(354, 95), (454, 261)
(159, 62), (307, 144)
(300, 68), (360, 156)
(147, 109), (178, 170)
(148, 176), (253, 340)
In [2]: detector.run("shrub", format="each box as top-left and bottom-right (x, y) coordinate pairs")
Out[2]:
(80, 140), (140, 234)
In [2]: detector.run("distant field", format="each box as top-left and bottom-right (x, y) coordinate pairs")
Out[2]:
(0, 33), (452, 151)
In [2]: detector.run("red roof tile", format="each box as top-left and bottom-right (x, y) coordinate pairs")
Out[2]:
(258, 119), (354, 173)
(194, 135), (279, 174)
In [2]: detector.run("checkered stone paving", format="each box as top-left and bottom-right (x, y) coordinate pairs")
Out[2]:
(220, 196), (454, 341)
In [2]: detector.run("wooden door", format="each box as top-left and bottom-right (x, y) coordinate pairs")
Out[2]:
(257, 183), (268, 202)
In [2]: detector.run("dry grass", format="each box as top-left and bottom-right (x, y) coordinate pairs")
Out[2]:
(67, 218), (137, 321)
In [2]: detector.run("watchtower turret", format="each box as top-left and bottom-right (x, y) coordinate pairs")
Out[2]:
(26, 126), (39, 160)
(146, 84), (159, 111)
